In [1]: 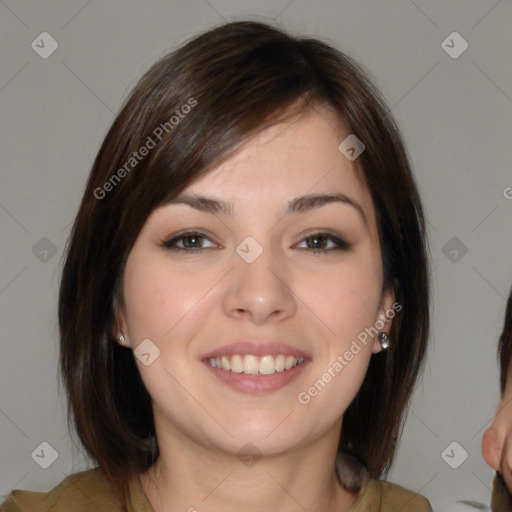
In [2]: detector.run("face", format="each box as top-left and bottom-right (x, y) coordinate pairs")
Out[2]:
(116, 106), (394, 457)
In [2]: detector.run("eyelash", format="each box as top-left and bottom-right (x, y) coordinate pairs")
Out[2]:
(160, 230), (350, 254)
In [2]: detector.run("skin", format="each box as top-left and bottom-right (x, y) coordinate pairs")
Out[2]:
(116, 106), (394, 512)
(482, 368), (512, 492)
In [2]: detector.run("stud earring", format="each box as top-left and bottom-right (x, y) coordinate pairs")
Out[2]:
(118, 335), (126, 344)
(378, 332), (390, 350)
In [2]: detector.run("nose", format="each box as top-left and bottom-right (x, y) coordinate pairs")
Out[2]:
(481, 424), (501, 471)
(221, 239), (297, 325)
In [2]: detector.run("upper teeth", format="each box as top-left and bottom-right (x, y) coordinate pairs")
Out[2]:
(208, 354), (305, 375)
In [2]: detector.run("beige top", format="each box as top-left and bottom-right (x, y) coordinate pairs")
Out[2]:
(0, 453), (432, 512)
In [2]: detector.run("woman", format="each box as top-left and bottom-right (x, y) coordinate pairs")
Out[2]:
(482, 285), (512, 511)
(1, 21), (431, 511)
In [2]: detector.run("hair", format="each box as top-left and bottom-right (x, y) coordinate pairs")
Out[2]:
(58, 20), (430, 510)
(498, 286), (512, 394)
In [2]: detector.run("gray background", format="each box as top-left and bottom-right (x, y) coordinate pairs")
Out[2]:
(1, 1), (511, 510)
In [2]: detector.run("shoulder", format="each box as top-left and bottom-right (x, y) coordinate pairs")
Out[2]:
(335, 452), (431, 511)
(0, 467), (121, 512)
(377, 479), (432, 511)
(353, 478), (432, 512)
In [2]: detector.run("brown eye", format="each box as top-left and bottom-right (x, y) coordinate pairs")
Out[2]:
(295, 232), (350, 254)
(161, 231), (218, 252)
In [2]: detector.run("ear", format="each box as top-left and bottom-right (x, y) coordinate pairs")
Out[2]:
(372, 287), (396, 355)
(112, 293), (130, 348)
(482, 424), (502, 471)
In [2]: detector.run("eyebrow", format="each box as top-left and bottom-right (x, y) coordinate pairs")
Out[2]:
(165, 193), (368, 225)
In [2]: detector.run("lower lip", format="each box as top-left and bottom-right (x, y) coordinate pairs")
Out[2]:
(203, 360), (310, 394)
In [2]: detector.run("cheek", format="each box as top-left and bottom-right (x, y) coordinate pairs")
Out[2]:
(304, 262), (383, 340)
(123, 269), (171, 340)
(122, 257), (188, 341)
(123, 260), (212, 402)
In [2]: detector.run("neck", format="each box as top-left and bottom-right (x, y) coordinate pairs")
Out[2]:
(140, 424), (358, 512)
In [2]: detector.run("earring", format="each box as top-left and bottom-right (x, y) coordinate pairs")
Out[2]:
(118, 335), (126, 344)
(378, 332), (390, 350)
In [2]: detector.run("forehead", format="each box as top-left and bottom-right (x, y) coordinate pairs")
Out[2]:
(183, 107), (375, 220)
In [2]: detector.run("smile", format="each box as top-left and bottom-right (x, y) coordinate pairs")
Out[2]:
(208, 354), (305, 375)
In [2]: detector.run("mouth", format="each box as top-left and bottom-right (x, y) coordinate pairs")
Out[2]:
(201, 341), (311, 394)
(207, 354), (305, 375)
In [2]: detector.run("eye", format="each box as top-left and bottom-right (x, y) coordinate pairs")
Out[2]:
(160, 230), (350, 254)
(295, 232), (350, 254)
(160, 231), (219, 252)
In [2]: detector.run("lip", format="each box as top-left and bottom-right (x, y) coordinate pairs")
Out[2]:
(201, 341), (312, 360)
(201, 340), (312, 394)
(203, 358), (311, 394)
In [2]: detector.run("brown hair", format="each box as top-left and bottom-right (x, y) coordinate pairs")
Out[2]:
(498, 286), (512, 394)
(58, 20), (430, 509)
